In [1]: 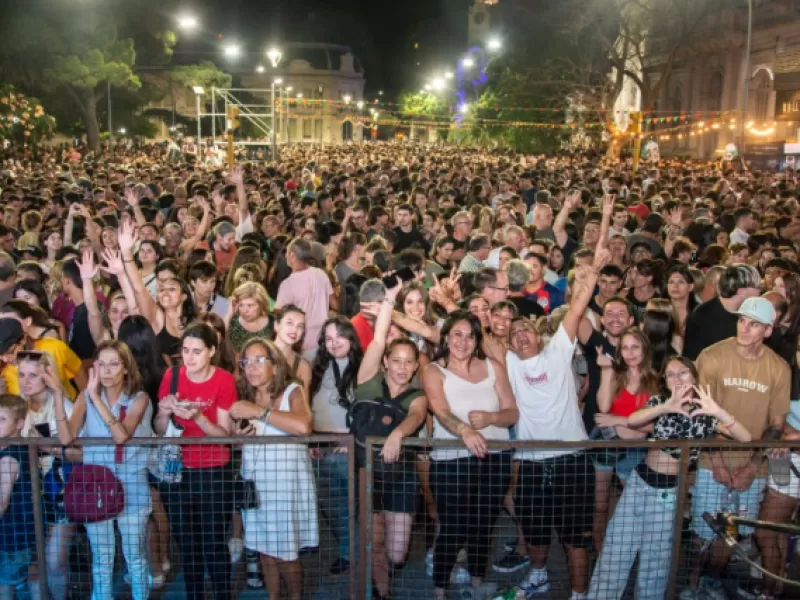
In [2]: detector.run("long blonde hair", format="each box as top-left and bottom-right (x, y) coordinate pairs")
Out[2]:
(17, 351), (66, 435)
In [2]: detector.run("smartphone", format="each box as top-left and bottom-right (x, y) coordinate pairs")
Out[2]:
(382, 267), (416, 289)
(239, 419), (251, 431)
(34, 423), (51, 438)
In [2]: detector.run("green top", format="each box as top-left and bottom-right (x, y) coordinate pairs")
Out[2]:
(229, 315), (273, 353)
(355, 372), (424, 412)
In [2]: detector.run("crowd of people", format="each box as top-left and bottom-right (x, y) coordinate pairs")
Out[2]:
(0, 139), (799, 600)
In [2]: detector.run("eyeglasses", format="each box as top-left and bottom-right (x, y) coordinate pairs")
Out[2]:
(239, 356), (271, 369)
(488, 285), (509, 292)
(665, 370), (693, 382)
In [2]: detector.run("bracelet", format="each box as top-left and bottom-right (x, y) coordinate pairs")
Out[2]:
(123, 259), (135, 263)
(56, 417), (66, 422)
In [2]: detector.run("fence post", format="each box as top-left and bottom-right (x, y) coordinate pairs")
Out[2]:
(362, 438), (375, 600)
(28, 444), (50, 600)
(347, 435), (359, 600)
(666, 446), (692, 599)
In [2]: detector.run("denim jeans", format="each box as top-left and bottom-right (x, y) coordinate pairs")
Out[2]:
(313, 450), (352, 561)
(588, 468), (676, 599)
(161, 466), (232, 600)
(84, 508), (150, 600)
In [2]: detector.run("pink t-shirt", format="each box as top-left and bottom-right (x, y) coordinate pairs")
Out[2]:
(276, 267), (333, 350)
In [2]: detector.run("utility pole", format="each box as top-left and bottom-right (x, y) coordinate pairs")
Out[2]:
(631, 111), (643, 176)
(226, 106), (239, 168)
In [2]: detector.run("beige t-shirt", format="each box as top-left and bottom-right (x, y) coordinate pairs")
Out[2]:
(697, 338), (790, 474)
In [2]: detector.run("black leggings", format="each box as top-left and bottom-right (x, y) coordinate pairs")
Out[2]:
(430, 452), (512, 589)
(161, 465), (232, 600)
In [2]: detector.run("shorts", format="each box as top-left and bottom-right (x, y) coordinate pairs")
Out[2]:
(516, 452), (595, 549)
(372, 463), (419, 514)
(0, 547), (31, 586)
(592, 449), (646, 484)
(767, 453), (800, 500)
(690, 467), (766, 541)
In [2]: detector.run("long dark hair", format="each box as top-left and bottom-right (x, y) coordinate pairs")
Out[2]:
(1, 299), (55, 330)
(12, 279), (51, 313)
(310, 316), (363, 400)
(117, 315), (167, 417)
(172, 279), (198, 328)
(197, 312), (236, 372)
(432, 310), (486, 367)
(642, 301), (676, 373)
(666, 264), (698, 314)
(340, 273), (367, 318)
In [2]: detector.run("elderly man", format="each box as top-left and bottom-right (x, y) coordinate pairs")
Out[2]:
(459, 233), (491, 274)
(487, 225), (526, 268)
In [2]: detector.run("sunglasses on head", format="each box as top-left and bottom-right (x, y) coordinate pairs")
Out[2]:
(16, 350), (44, 364)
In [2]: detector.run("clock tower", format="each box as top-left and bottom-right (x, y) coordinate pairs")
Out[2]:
(468, 0), (496, 47)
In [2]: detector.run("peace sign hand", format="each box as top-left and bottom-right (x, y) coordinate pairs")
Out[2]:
(595, 347), (613, 369)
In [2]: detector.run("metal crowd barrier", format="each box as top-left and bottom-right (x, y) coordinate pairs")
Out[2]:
(10, 436), (800, 599)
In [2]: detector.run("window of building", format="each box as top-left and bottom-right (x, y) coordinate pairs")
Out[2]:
(314, 119), (323, 140)
(302, 119), (312, 139)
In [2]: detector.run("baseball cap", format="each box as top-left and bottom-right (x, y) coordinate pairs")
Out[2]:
(0, 318), (24, 354)
(736, 297), (776, 326)
(627, 203), (650, 220)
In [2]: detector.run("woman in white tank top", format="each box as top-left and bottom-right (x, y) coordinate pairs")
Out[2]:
(422, 310), (519, 600)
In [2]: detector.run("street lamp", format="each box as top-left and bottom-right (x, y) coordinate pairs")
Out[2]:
(356, 100), (364, 110)
(378, 90), (384, 96)
(255, 65), (265, 73)
(192, 86), (204, 155)
(297, 92), (303, 98)
(432, 77), (445, 91)
(343, 94), (352, 104)
(118, 127), (126, 135)
(177, 14), (198, 31)
(462, 56), (475, 68)
(445, 71), (454, 80)
(487, 37), (502, 51)
(459, 103), (470, 114)
(266, 47), (282, 68)
(423, 84), (431, 92)
(222, 44), (241, 59)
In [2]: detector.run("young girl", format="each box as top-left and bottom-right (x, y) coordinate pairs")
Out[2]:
(155, 323), (236, 600)
(357, 280), (428, 599)
(590, 357), (751, 598)
(272, 305), (312, 399)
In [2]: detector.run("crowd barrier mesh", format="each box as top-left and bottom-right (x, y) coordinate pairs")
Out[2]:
(7, 436), (800, 599)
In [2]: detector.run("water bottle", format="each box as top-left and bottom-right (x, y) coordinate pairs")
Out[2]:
(721, 489), (741, 536)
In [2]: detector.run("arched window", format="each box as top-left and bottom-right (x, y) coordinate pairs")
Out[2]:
(752, 69), (773, 121)
(705, 71), (724, 111)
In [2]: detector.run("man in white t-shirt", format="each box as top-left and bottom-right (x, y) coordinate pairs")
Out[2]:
(504, 247), (609, 600)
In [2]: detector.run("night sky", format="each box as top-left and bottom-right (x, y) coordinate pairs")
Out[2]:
(175, 0), (476, 98)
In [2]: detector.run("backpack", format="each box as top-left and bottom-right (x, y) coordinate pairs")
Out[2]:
(346, 379), (418, 471)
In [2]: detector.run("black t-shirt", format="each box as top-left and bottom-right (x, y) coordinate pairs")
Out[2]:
(68, 303), (96, 360)
(392, 226), (430, 254)
(682, 296), (738, 360)
(580, 330), (617, 434)
(509, 296), (545, 320)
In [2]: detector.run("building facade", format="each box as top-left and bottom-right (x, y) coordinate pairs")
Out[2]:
(240, 43), (367, 144)
(616, 0), (800, 162)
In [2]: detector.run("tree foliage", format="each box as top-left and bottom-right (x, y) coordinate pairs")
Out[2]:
(0, 85), (56, 146)
(169, 61), (233, 92)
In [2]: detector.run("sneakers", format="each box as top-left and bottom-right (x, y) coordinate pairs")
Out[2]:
(513, 568), (550, 597)
(492, 550), (531, 573)
(699, 577), (728, 600)
(329, 557), (350, 575)
(246, 554), (263, 589)
(228, 537), (243, 563)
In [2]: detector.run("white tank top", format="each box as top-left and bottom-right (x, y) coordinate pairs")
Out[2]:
(431, 359), (510, 461)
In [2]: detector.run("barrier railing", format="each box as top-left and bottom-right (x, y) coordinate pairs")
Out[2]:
(7, 435), (800, 599)
(363, 438), (800, 600)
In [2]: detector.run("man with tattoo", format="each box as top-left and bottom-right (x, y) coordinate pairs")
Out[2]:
(685, 297), (790, 599)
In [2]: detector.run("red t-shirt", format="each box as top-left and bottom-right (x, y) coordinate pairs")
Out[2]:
(610, 387), (650, 418)
(351, 313), (374, 352)
(158, 366), (237, 469)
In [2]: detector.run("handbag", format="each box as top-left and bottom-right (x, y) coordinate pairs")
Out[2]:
(64, 463), (125, 523)
(152, 367), (184, 484)
(233, 475), (259, 511)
